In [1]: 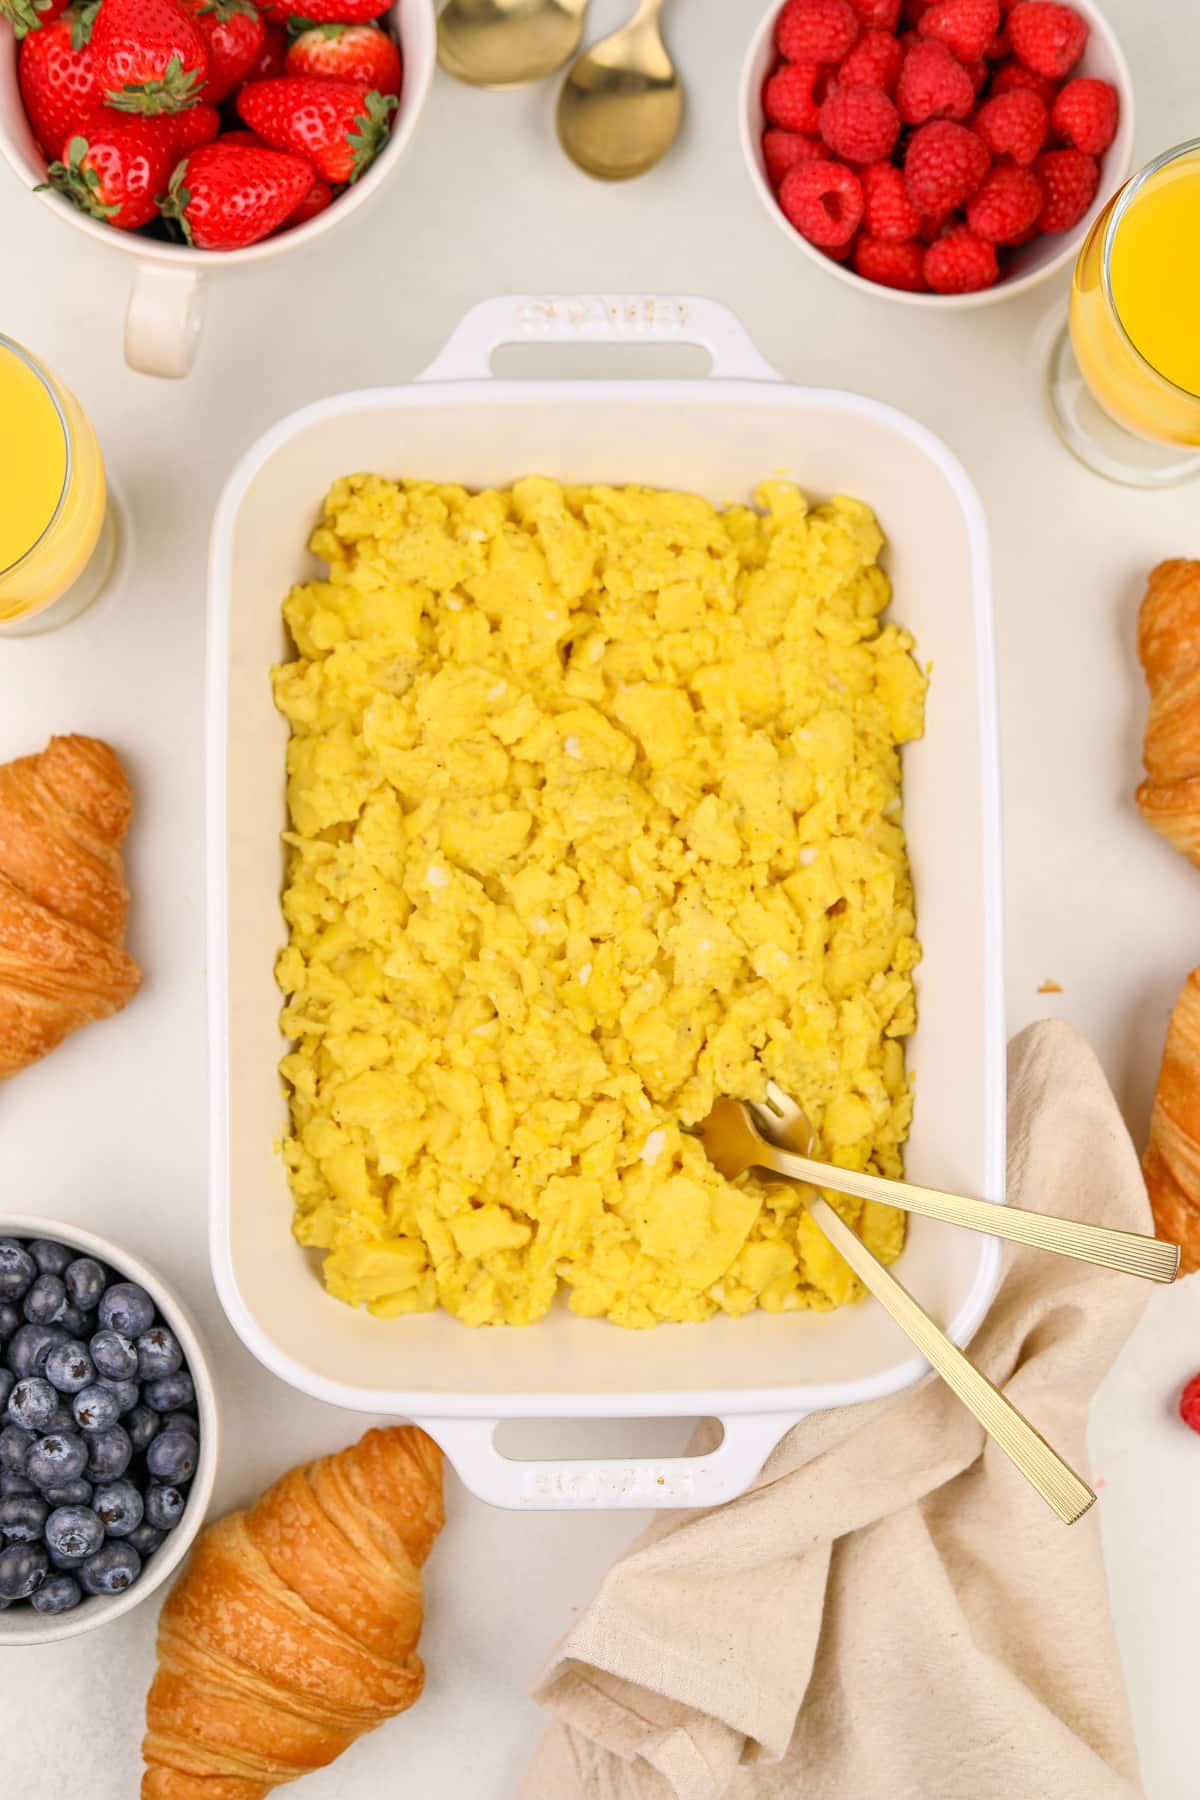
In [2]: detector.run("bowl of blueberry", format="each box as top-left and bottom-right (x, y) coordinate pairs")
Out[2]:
(0, 1218), (216, 1644)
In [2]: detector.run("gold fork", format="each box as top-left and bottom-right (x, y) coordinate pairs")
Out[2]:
(692, 1084), (1178, 1284)
(688, 1084), (1098, 1524)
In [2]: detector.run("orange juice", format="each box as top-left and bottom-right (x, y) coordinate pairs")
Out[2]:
(1069, 144), (1200, 446)
(0, 337), (110, 628)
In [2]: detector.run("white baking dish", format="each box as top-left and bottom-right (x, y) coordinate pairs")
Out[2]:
(208, 295), (1004, 1510)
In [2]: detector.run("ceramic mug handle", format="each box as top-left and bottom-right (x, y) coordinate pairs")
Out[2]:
(124, 264), (206, 378)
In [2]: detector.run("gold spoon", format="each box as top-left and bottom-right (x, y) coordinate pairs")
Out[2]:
(556, 0), (682, 182)
(689, 1086), (1096, 1524)
(437, 0), (589, 89)
(690, 1085), (1179, 1284)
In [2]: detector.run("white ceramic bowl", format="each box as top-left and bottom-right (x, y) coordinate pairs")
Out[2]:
(0, 1217), (217, 1646)
(739, 0), (1135, 308)
(0, 0), (436, 375)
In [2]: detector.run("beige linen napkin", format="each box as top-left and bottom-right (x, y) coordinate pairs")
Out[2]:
(524, 1022), (1152, 1800)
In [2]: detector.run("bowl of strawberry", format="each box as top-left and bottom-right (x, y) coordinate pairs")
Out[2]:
(740, 0), (1133, 302)
(0, 0), (435, 372)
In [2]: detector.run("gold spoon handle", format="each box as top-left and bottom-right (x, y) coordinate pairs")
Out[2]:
(760, 1145), (1179, 1285)
(807, 1197), (1095, 1524)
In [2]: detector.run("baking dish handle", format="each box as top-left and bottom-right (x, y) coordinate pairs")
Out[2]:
(414, 295), (782, 385)
(413, 1413), (800, 1510)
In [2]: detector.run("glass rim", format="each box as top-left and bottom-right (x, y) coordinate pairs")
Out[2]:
(0, 333), (72, 583)
(1101, 136), (1200, 406)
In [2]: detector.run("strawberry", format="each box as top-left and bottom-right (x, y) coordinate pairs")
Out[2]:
(18, 4), (100, 157)
(179, 0), (264, 104)
(40, 111), (175, 227)
(158, 137), (312, 245)
(236, 75), (396, 182)
(285, 22), (402, 98)
(259, 0), (387, 20)
(0, 0), (68, 41)
(92, 0), (209, 114)
(214, 125), (266, 144)
(167, 96), (219, 151)
(244, 18), (285, 77)
(279, 169), (331, 227)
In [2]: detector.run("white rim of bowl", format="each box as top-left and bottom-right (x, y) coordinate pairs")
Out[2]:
(0, 1215), (217, 1646)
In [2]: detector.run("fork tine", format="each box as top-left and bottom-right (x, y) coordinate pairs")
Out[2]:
(760, 1079), (791, 1118)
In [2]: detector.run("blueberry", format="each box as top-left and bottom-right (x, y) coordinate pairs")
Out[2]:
(135, 1327), (183, 1382)
(41, 1479), (91, 1507)
(0, 1541), (47, 1599)
(90, 1329), (138, 1382)
(31, 1572), (82, 1615)
(85, 1425), (131, 1483)
(146, 1429), (197, 1486)
(160, 1412), (198, 1439)
(0, 1425), (33, 1476)
(98, 1283), (155, 1338)
(28, 1240), (73, 1278)
(72, 1386), (120, 1433)
(144, 1484), (186, 1531)
(6, 1323), (69, 1380)
(7, 1376), (58, 1433)
(22, 1273), (68, 1326)
(0, 1242), (35, 1302)
(64, 1258), (106, 1312)
(0, 1472), (35, 1499)
(143, 1373), (194, 1413)
(57, 1304), (93, 1338)
(93, 1478), (143, 1538)
(98, 1378), (140, 1415)
(45, 1504), (104, 1562)
(26, 1432), (89, 1489)
(44, 1341), (95, 1396)
(79, 1540), (140, 1596)
(125, 1406), (160, 1453)
(0, 1493), (48, 1542)
(44, 1407), (76, 1436)
(0, 1301), (20, 1343)
(0, 1371), (12, 1414)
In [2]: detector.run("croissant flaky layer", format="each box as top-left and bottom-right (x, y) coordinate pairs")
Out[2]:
(1144, 967), (1200, 1275)
(142, 1427), (445, 1798)
(0, 733), (141, 1079)
(1137, 559), (1200, 868)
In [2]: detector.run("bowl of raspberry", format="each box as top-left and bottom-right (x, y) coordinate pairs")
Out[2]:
(740, 0), (1134, 303)
(0, 1217), (217, 1644)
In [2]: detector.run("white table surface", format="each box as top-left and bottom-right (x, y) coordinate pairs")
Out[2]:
(2, 2), (1199, 1794)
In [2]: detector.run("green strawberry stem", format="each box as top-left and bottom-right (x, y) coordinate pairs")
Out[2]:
(198, 0), (256, 19)
(347, 89), (398, 184)
(68, 0), (100, 49)
(157, 158), (195, 243)
(0, 0), (56, 42)
(106, 54), (204, 115)
(37, 135), (119, 222)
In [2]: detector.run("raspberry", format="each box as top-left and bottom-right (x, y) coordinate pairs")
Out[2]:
(988, 58), (1059, 107)
(777, 0), (861, 63)
(1051, 76), (1119, 154)
(820, 237), (858, 262)
(820, 82), (901, 161)
(962, 56), (987, 91)
(896, 40), (975, 125)
(984, 23), (1009, 55)
(1180, 1373), (1200, 1435)
(965, 157), (1043, 240)
(849, 0), (901, 25)
(1007, 1), (1087, 78)
(917, 0), (1000, 61)
(901, 0), (935, 21)
(972, 89), (1048, 165)
(1035, 146), (1099, 230)
(839, 27), (904, 90)
(779, 158), (865, 245)
(918, 207), (952, 239)
(764, 62), (827, 133)
(905, 118), (991, 213)
(763, 127), (825, 184)
(854, 234), (928, 289)
(923, 224), (999, 290)
(863, 159), (922, 237)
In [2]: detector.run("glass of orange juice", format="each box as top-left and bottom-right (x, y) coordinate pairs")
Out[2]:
(1046, 138), (1200, 487)
(0, 334), (119, 636)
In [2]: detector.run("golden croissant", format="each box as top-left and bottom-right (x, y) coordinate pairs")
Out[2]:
(142, 1425), (445, 1798)
(1144, 967), (1200, 1276)
(1136, 559), (1200, 867)
(0, 733), (141, 1079)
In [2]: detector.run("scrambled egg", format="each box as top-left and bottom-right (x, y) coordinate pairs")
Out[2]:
(271, 474), (926, 1328)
